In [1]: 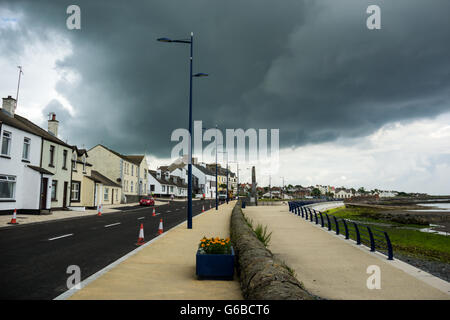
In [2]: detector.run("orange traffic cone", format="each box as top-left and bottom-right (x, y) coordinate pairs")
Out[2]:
(136, 223), (145, 245)
(97, 204), (102, 216)
(202, 205), (205, 212)
(158, 218), (163, 235)
(8, 209), (19, 225)
(152, 208), (156, 216)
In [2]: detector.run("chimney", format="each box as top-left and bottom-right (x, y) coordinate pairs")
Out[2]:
(1, 96), (16, 117)
(47, 112), (59, 137)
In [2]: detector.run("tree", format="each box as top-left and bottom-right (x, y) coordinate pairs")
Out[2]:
(311, 188), (321, 198)
(358, 187), (366, 194)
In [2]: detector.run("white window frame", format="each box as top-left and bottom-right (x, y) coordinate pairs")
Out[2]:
(22, 137), (31, 160)
(104, 187), (109, 201)
(71, 181), (80, 201)
(1, 131), (12, 156)
(0, 174), (16, 200)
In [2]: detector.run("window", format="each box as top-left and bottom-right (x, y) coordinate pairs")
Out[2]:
(162, 185), (165, 192)
(82, 155), (86, 173)
(131, 165), (134, 176)
(104, 187), (109, 201)
(1, 131), (12, 156)
(71, 181), (80, 201)
(170, 186), (173, 193)
(144, 169), (147, 179)
(62, 150), (68, 169)
(49, 145), (55, 166)
(72, 153), (77, 170)
(22, 137), (31, 160)
(0, 175), (16, 199)
(130, 181), (134, 193)
(150, 184), (155, 192)
(51, 180), (57, 201)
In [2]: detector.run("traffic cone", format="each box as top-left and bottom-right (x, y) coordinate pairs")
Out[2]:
(158, 218), (163, 235)
(8, 209), (19, 225)
(97, 204), (102, 216)
(209, 202), (212, 209)
(152, 207), (156, 216)
(136, 223), (145, 245)
(202, 205), (205, 212)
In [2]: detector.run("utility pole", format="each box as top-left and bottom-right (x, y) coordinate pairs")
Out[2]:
(16, 66), (23, 111)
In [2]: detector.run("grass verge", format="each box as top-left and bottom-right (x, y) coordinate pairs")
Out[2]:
(324, 206), (450, 263)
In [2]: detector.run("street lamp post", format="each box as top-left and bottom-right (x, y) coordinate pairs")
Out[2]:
(158, 33), (208, 229)
(218, 150), (228, 204)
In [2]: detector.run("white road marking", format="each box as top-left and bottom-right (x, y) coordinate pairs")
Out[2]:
(137, 217), (145, 220)
(166, 210), (172, 213)
(104, 222), (121, 228)
(48, 234), (74, 241)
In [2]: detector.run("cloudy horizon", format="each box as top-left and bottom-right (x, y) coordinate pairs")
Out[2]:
(1, 1), (449, 194)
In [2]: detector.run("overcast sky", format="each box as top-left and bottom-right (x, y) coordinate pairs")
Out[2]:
(1, 1), (449, 194)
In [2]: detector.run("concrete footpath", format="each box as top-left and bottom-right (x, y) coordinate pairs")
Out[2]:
(61, 201), (242, 300)
(243, 204), (450, 300)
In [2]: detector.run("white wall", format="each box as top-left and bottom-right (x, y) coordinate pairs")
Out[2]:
(0, 123), (44, 212)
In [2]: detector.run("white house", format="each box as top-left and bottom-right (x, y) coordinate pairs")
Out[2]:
(191, 164), (216, 199)
(148, 169), (177, 197)
(0, 96), (52, 214)
(378, 191), (398, 198)
(335, 189), (353, 199)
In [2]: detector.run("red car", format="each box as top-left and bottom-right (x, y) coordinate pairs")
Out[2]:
(139, 197), (155, 206)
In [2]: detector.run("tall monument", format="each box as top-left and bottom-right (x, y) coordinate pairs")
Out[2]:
(251, 166), (258, 206)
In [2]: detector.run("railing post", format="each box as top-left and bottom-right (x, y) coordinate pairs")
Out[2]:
(342, 219), (349, 239)
(305, 208), (309, 220)
(289, 202), (292, 212)
(319, 212), (324, 227)
(354, 222), (361, 245)
(310, 209), (313, 222)
(301, 207), (304, 218)
(315, 212), (318, 224)
(325, 213), (331, 231)
(333, 216), (339, 235)
(367, 227), (375, 252)
(384, 232), (394, 260)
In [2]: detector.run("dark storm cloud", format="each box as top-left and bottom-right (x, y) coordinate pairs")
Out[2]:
(1, 0), (450, 157)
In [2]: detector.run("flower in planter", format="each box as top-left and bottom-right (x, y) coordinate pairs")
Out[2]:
(198, 236), (232, 254)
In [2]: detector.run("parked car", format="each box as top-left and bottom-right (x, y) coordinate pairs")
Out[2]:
(139, 197), (155, 206)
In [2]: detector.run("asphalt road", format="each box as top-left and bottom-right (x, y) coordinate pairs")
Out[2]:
(0, 199), (221, 300)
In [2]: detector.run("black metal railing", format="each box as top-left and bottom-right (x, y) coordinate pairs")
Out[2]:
(288, 201), (393, 260)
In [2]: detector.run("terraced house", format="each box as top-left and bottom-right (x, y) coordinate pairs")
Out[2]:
(0, 96), (74, 213)
(87, 144), (148, 203)
(69, 146), (122, 210)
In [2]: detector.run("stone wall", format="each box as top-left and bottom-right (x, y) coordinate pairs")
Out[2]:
(230, 204), (316, 300)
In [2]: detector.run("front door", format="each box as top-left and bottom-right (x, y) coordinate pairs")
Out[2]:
(40, 178), (48, 209)
(63, 181), (68, 207)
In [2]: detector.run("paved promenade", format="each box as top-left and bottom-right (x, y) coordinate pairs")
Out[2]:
(61, 201), (242, 300)
(243, 203), (450, 300)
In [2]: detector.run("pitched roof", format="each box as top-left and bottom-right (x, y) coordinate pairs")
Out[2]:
(148, 170), (176, 186)
(123, 155), (145, 165)
(193, 164), (215, 176)
(89, 144), (145, 165)
(0, 109), (71, 147)
(89, 170), (122, 187)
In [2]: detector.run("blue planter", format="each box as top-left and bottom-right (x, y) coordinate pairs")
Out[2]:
(196, 247), (235, 280)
